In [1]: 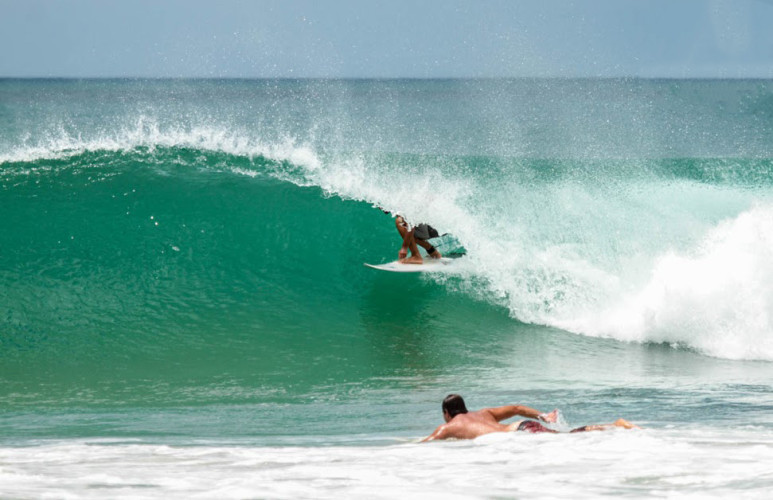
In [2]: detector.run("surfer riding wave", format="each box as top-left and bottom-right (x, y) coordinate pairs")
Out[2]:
(393, 214), (442, 264)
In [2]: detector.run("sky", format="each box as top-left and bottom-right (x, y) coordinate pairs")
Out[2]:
(1, 0), (772, 78)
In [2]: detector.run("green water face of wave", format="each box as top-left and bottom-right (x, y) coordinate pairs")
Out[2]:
(0, 148), (510, 408)
(3, 143), (773, 411)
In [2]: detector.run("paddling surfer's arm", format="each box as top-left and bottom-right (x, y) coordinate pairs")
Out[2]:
(486, 405), (558, 423)
(421, 424), (450, 442)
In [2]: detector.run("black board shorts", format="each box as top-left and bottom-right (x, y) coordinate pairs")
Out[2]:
(414, 223), (439, 241)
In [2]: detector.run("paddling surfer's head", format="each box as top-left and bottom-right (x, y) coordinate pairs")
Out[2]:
(442, 394), (468, 421)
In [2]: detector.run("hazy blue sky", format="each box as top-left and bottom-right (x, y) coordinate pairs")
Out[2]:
(1, 0), (772, 78)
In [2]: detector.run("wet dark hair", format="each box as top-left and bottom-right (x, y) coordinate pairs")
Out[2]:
(442, 394), (468, 418)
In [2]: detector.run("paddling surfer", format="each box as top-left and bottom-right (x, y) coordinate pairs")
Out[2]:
(421, 394), (639, 442)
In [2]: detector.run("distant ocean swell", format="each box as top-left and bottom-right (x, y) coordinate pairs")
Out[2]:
(2, 118), (772, 362)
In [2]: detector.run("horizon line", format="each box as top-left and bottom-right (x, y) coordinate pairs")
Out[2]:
(2, 75), (773, 81)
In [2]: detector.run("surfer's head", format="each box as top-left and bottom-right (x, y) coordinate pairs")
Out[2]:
(442, 394), (468, 421)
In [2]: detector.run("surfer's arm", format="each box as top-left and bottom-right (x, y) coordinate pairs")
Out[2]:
(401, 228), (414, 247)
(487, 405), (558, 423)
(399, 232), (411, 258)
(421, 424), (450, 442)
(395, 216), (412, 258)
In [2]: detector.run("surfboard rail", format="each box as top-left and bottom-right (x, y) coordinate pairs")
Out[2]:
(363, 258), (454, 273)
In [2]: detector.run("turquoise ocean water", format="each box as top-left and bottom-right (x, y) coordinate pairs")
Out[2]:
(2, 79), (773, 498)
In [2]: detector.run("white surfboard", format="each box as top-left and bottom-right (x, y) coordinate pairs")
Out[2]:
(364, 258), (455, 273)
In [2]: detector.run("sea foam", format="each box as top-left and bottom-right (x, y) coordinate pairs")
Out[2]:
(562, 204), (773, 359)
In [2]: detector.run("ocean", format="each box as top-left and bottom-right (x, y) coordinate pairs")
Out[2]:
(2, 78), (773, 498)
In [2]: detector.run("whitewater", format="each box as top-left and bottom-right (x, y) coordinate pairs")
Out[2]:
(2, 78), (773, 498)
